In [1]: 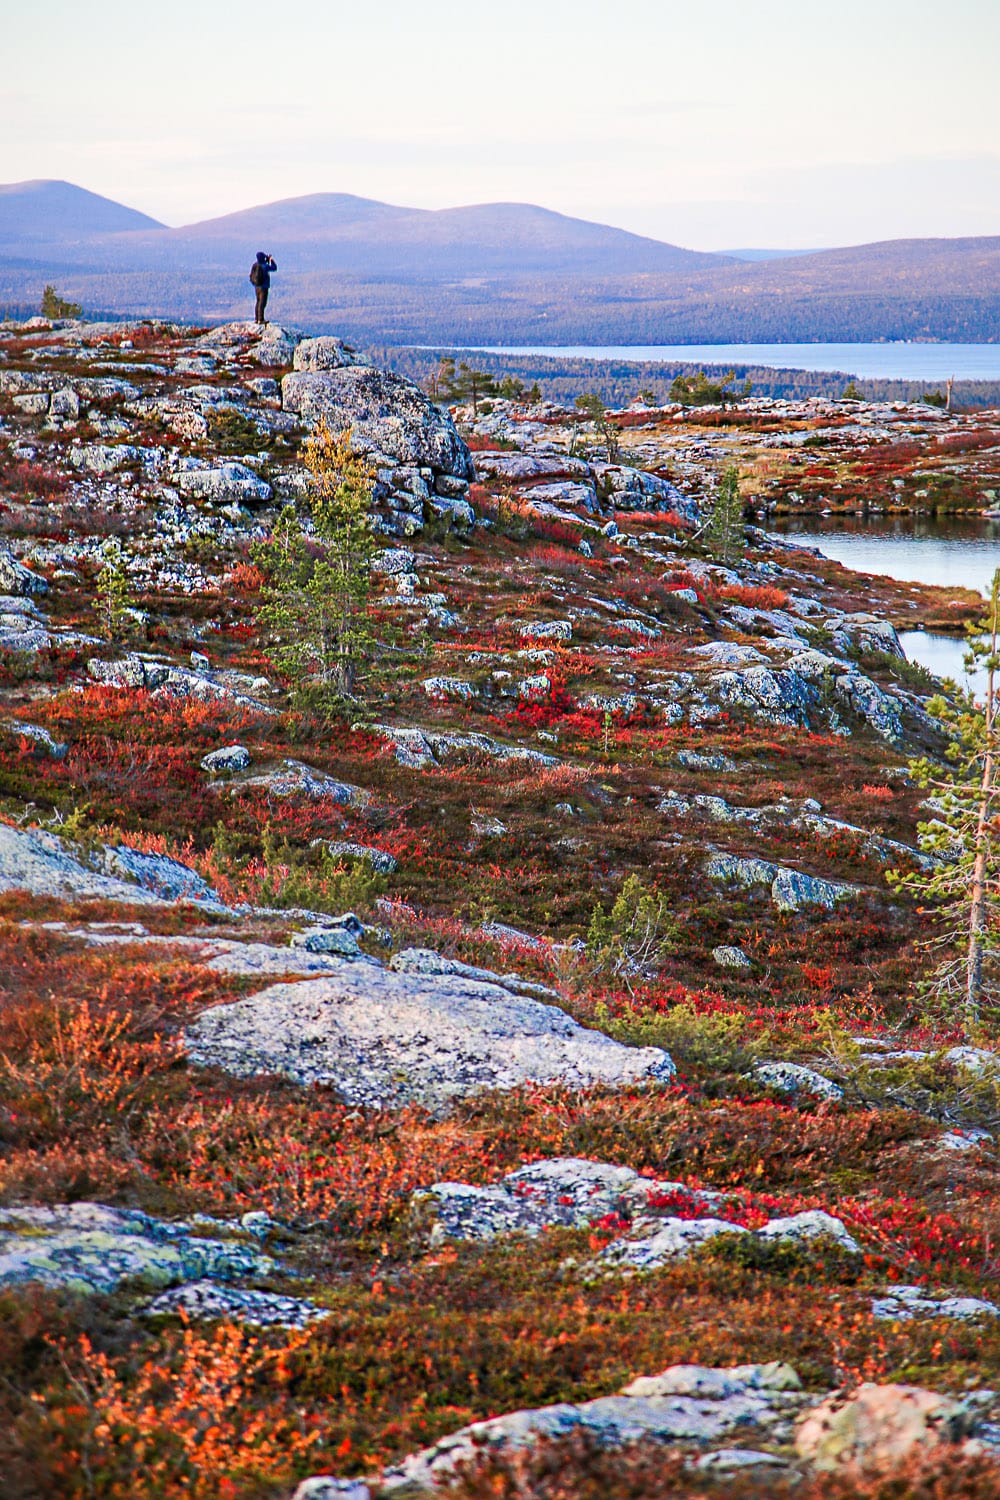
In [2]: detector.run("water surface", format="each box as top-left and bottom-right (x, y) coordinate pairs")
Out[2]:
(771, 515), (999, 700)
(468, 342), (1000, 382)
(771, 514), (1000, 596)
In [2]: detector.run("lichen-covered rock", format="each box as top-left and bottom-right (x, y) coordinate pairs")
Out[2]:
(388, 948), (560, 1000)
(100, 844), (222, 905)
(289, 926), (364, 959)
(422, 676), (478, 701)
(704, 853), (780, 889)
(835, 672), (904, 741)
(756, 1210), (859, 1253)
(423, 1159), (721, 1243)
(517, 619), (573, 642)
(598, 1207), (859, 1272)
(174, 462), (272, 506)
(281, 366), (474, 481)
(472, 452), (591, 481)
(145, 1279), (332, 1328)
(0, 604), (52, 652)
(0, 1203), (270, 1293)
(0, 548), (48, 596)
(600, 1215), (746, 1270)
(363, 722), (559, 770)
(754, 1061), (844, 1101)
(69, 442), (142, 475)
(591, 462), (697, 521)
(872, 1285), (1000, 1322)
(194, 321), (302, 367)
(320, 840), (398, 874)
(87, 654), (168, 690)
(771, 868), (859, 912)
(292, 336), (358, 372)
(0, 822), (219, 907)
(379, 1362), (807, 1493)
(705, 853), (859, 911)
(234, 759), (369, 805)
(3, 719), (67, 758)
(795, 1382), (978, 1472)
(185, 962), (676, 1108)
(712, 945), (752, 971)
(201, 744), (251, 774)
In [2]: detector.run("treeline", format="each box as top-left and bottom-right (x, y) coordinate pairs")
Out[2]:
(368, 346), (1000, 412)
(3, 262), (1000, 347)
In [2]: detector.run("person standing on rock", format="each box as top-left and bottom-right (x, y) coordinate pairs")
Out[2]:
(249, 251), (277, 324)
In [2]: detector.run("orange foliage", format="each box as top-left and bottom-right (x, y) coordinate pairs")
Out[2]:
(39, 1323), (320, 1499)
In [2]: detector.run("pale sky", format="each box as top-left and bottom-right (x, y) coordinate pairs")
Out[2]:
(4, 0), (999, 249)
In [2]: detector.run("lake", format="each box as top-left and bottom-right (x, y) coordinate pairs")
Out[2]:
(771, 515), (999, 699)
(471, 342), (1000, 382)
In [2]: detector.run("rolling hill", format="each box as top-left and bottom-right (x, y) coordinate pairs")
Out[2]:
(0, 179), (998, 344)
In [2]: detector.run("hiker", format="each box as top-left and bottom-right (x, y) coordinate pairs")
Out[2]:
(249, 251), (277, 324)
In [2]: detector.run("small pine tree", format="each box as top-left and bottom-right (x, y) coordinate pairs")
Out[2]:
(585, 875), (679, 993)
(438, 360), (497, 415)
(888, 569), (1000, 1022)
(251, 423), (376, 701)
(574, 393), (621, 462)
(96, 537), (132, 642)
(40, 285), (82, 320)
(707, 464), (744, 564)
(840, 379), (864, 401)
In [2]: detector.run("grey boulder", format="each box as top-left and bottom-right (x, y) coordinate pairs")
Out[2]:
(0, 548), (47, 596)
(281, 366), (474, 481)
(185, 961), (676, 1108)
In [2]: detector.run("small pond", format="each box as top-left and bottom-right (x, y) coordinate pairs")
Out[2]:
(770, 515), (1000, 701)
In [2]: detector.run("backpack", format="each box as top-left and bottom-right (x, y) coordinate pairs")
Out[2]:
(249, 261), (263, 286)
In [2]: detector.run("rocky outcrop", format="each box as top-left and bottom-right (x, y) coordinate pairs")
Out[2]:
(185, 961), (676, 1109)
(704, 852), (860, 911)
(145, 1280), (331, 1329)
(232, 758), (369, 805)
(0, 548), (47, 596)
(754, 1061), (844, 1101)
(0, 1203), (269, 1293)
(292, 336), (358, 372)
(795, 1382), (984, 1472)
(378, 1362), (806, 1493)
(0, 596), (52, 652)
(0, 822), (223, 907)
(281, 366), (474, 493)
(362, 722), (559, 770)
(871, 1285), (1000, 1322)
(598, 1208), (860, 1273)
(193, 321), (302, 367)
(421, 1158), (717, 1242)
(173, 461), (273, 507)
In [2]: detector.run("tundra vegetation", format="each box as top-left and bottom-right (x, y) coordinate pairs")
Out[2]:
(0, 315), (999, 1499)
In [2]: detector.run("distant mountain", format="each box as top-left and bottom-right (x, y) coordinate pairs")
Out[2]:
(132, 193), (729, 277)
(0, 180), (164, 248)
(0, 180), (997, 345)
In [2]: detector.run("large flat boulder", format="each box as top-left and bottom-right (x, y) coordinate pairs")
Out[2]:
(185, 962), (675, 1108)
(281, 366), (474, 481)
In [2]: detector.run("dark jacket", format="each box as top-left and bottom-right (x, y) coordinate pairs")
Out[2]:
(252, 253), (277, 289)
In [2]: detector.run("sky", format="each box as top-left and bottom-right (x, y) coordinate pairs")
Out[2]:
(3, 0), (999, 249)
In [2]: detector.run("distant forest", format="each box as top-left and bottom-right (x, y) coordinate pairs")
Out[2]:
(371, 346), (1000, 412)
(3, 270), (1000, 348)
